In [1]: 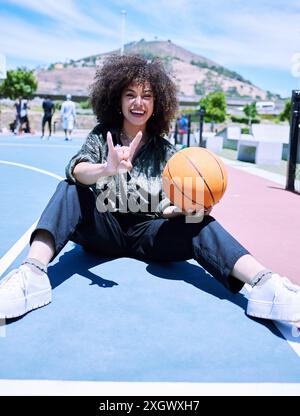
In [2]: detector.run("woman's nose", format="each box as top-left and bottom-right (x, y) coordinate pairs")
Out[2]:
(135, 96), (142, 105)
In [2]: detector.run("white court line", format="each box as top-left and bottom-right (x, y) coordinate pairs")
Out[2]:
(0, 160), (64, 181)
(0, 161), (63, 277)
(0, 222), (38, 277)
(244, 284), (300, 360)
(1, 380), (300, 396)
(0, 159), (299, 392)
(0, 143), (80, 149)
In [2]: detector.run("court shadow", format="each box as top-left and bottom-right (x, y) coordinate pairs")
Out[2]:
(3, 247), (290, 339)
(145, 261), (285, 339)
(267, 185), (300, 197)
(5, 245), (118, 325)
(48, 244), (118, 289)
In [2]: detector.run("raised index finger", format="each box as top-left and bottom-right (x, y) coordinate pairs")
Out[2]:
(129, 131), (143, 160)
(106, 131), (115, 153)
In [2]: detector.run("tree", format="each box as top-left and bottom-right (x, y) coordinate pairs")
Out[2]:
(243, 102), (257, 128)
(226, 86), (240, 97)
(279, 100), (291, 123)
(0, 68), (38, 99)
(199, 91), (227, 131)
(194, 81), (205, 96)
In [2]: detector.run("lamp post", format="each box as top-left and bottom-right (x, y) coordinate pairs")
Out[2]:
(199, 107), (205, 147)
(120, 10), (127, 56)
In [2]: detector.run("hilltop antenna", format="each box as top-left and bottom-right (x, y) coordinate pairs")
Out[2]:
(120, 10), (127, 56)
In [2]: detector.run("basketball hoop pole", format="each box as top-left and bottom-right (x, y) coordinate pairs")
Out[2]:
(286, 90), (300, 191)
(199, 107), (205, 147)
(0, 82), (3, 132)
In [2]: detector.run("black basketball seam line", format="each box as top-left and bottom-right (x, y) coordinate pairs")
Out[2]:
(167, 163), (203, 206)
(167, 163), (198, 204)
(181, 152), (215, 205)
(201, 148), (227, 196)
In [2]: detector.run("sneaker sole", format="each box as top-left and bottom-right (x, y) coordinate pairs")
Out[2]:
(247, 299), (300, 322)
(0, 289), (52, 319)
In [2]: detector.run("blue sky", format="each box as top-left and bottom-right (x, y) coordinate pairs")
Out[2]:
(1, 0), (300, 97)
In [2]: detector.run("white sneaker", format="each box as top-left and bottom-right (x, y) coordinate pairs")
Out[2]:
(247, 274), (300, 323)
(0, 264), (51, 319)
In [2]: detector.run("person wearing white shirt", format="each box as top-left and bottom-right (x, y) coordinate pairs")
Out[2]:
(60, 94), (76, 141)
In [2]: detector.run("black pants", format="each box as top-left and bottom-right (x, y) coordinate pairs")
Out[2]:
(30, 180), (249, 293)
(42, 116), (52, 136)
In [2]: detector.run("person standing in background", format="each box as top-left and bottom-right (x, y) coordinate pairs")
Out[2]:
(41, 96), (55, 140)
(60, 94), (76, 141)
(14, 97), (31, 134)
(177, 113), (188, 144)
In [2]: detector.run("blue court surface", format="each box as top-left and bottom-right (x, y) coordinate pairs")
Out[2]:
(0, 133), (300, 396)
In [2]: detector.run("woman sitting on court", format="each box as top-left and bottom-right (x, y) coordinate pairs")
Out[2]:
(0, 54), (300, 327)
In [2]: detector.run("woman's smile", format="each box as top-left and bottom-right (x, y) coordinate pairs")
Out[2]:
(121, 82), (154, 128)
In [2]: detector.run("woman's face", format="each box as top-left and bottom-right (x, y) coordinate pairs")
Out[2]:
(121, 81), (154, 129)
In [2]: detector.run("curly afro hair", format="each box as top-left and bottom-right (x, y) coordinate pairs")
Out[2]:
(89, 54), (178, 137)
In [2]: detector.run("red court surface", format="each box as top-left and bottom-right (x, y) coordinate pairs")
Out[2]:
(213, 163), (300, 285)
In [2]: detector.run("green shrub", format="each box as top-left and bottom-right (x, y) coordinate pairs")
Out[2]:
(54, 101), (62, 111)
(79, 100), (91, 109)
(230, 115), (260, 124)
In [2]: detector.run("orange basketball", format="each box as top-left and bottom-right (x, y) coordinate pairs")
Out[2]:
(162, 147), (228, 212)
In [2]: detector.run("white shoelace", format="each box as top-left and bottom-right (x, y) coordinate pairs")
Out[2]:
(0, 267), (29, 299)
(281, 276), (300, 293)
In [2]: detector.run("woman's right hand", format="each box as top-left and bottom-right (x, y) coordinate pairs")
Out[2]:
(105, 131), (142, 176)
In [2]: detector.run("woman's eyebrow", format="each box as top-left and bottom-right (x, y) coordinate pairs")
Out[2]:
(124, 88), (153, 93)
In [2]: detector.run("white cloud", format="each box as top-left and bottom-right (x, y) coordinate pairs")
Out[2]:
(126, 1), (300, 72)
(1, 0), (300, 83)
(5, 0), (120, 37)
(0, 15), (117, 66)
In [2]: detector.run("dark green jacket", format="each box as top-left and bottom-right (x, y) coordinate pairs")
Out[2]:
(66, 124), (176, 218)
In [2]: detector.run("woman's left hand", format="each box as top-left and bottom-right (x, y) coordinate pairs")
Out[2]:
(204, 207), (213, 216)
(162, 205), (183, 218)
(162, 205), (213, 219)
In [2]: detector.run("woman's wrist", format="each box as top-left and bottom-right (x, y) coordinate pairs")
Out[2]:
(73, 161), (114, 184)
(101, 162), (116, 177)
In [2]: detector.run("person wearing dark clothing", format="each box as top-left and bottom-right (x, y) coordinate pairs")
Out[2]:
(41, 97), (55, 139)
(14, 97), (31, 134)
